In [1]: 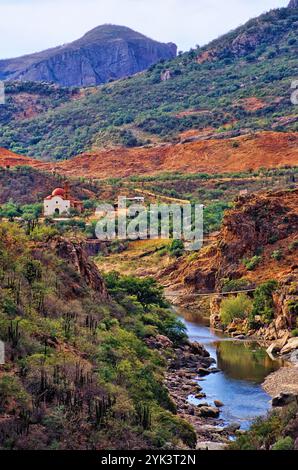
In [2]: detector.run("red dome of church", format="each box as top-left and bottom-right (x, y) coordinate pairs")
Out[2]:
(52, 188), (65, 197)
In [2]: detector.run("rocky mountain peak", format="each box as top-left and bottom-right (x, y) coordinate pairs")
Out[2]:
(288, 0), (298, 8)
(0, 25), (177, 86)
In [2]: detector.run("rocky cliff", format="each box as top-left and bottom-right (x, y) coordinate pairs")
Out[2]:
(166, 189), (298, 293)
(0, 25), (177, 86)
(51, 237), (109, 300)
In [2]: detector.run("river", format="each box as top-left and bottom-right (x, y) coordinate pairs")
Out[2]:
(179, 310), (284, 430)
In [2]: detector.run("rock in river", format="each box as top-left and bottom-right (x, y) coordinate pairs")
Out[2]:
(214, 400), (224, 408)
(272, 392), (298, 407)
(196, 406), (220, 418)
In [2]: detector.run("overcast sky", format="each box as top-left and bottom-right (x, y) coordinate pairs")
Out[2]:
(0, 0), (289, 59)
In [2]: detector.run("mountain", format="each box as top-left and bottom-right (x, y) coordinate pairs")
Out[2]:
(288, 0), (298, 8)
(0, 25), (177, 86)
(0, 7), (297, 160)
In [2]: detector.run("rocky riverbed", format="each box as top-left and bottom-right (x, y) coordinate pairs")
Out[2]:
(162, 337), (238, 448)
(145, 333), (239, 449)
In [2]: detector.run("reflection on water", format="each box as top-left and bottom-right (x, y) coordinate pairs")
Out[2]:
(179, 310), (284, 430)
(216, 340), (282, 383)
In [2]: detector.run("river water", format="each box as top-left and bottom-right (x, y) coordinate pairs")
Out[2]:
(179, 310), (284, 430)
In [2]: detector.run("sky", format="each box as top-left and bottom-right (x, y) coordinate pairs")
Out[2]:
(0, 0), (289, 59)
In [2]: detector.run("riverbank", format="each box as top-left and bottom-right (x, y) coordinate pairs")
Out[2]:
(162, 304), (287, 450)
(263, 365), (298, 397)
(163, 338), (233, 449)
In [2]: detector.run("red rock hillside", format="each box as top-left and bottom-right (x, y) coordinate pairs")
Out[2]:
(1, 131), (297, 179)
(164, 188), (298, 292)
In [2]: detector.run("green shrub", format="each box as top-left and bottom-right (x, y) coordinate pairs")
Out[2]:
(221, 278), (252, 293)
(249, 280), (278, 326)
(289, 240), (298, 251)
(104, 272), (168, 309)
(243, 256), (262, 271)
(168, 239), (184, 257)
(231, 141), (240, 148)
(272, 436), (294, 451)
(271, 249), (283, 261)
(220, 294), (253, 326)
(288, 300), (298, 315)
(0, 376), (30, 413)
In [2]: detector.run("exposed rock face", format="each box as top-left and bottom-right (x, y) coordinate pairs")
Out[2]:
(168, 189), (298, 293)
(165, 189), (298, 343)
(0, 25), (177, 86)
(288, 0), (298, 8)
(51, 237), (109, 300)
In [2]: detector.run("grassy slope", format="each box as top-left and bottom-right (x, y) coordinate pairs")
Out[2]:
(0, 7), (297, 160)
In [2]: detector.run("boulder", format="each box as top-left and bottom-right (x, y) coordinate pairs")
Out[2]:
(189, 341), (210, 357)
(224, 422), (241, 433)
(195, 392), (207, 399)
(280, 337), (298, 355)
(214, 400), (224, 408)
(155, 334), (173, 349)
(272, 392), (298, 407)
(198, 368), (211, 376)
(197, 406), (220, 418)
(266, 340), (284, 356)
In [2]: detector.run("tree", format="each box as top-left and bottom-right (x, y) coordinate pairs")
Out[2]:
(22, 259), (42, 286)
(220, 294), (253, 326)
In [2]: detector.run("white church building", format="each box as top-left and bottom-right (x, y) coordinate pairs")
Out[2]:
(44, 183), (83, 216)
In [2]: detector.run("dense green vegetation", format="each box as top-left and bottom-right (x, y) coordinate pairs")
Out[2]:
(220, 294), (253, 326)
(0, 8), (297, 159)
(0, 222), (195, 449)
(219, 281), (279, 328)
(249, 280), (279, 326)
(230, 403), (298, 450)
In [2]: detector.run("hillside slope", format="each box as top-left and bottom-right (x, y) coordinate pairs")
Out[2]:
(0, 164), (102, 205)
(0, 7), (296, 160)
(0, 226), (198, 449)
(0, 25), (177, 86)
(1, 132), (297, 178)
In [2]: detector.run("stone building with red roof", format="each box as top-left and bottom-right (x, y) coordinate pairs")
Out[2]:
(44, 182), (83, 216)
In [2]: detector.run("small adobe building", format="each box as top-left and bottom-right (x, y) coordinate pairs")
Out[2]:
(44, 182), (83, 216)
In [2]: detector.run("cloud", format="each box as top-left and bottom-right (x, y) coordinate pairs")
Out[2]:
(0, 0), (289, 59)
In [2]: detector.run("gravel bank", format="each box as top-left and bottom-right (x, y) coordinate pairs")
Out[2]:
(263, 365), (298, 397)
